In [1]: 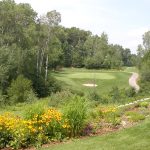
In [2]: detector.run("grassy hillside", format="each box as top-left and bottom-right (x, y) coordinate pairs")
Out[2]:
(52, 68), (132, 95)
(41, 118), (150, 150)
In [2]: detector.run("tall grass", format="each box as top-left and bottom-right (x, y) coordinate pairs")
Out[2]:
(63, 96), (88, 137)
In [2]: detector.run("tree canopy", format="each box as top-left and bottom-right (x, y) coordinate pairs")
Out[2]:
(0, 0), (137, 99)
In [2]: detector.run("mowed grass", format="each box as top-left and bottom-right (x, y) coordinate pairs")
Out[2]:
(52, 68), (132, 95)
(41, 118), (150, 150)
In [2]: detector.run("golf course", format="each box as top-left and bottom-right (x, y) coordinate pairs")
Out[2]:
(1, 0), (150, 149)
(52, 68), (133, 95)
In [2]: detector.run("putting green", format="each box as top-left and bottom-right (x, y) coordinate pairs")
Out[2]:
(66, 73), (115, 79)
(51, 68), (131, 95)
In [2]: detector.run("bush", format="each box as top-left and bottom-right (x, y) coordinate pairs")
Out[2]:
(86, 91), (100, 102)
(125, 87), (136, 97)
(139, 81), (150, 95)
(33, 75), (61, 98)
(39, 109), (66, 140)
(63, 96), (88, 137)
(101, 106), (121, 126)
(109, 86), (121, 103)
(0, 91), (7, 107)
(139, 101), (149, 108)
(0, 113), (31, 149)
(7, 75), (36, 104)
(48, 90), (73, 107)
(0, 109), (66, 149)
(23, 101), (48, 120)
(125, 111), (145, 122)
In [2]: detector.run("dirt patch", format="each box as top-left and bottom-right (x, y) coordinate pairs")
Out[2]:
(82, 83), (98, 87)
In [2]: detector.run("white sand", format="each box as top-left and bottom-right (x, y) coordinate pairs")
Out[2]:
(82, 83), (98, 87)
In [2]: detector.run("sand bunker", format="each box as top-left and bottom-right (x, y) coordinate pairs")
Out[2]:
(83, 83), (98, 87)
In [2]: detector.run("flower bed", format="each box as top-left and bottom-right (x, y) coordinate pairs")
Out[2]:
(0, 100), (150, 149)
(0, 109), (69, 149)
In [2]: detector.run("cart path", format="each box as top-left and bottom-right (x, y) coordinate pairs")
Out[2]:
(129, 72), (140, 92)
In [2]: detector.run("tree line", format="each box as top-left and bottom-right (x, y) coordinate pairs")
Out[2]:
(0, 0), (137, 100)
(137, 31), (150, 84)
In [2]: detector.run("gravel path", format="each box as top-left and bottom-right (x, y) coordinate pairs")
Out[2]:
(118, 97), (150, 108)
(129, 72), (140, 92)
(118, 72), (150, 108)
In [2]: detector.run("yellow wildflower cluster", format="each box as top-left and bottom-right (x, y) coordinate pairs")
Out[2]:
(101, 106), (117, 114)
(62, 119), (70, 129)
(0, 109), (70, 149)
(41, 108), (62, 124)
(0, 112), (36, 134)
(0, 112), (23, 131)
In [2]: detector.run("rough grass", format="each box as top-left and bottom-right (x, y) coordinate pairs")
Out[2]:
(41, 118), (150, 150)
(0, 99), (49, 116)
(52, 68), (132, 95)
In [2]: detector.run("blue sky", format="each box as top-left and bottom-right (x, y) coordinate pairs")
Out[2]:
(15, 0), (150, 53)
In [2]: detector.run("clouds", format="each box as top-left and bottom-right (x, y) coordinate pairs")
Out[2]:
(14, 0), (150, 53)
(109, 27), (149, 52)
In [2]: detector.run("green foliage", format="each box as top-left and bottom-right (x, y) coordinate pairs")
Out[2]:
(23, 101), (48, 120)
(33, 75), (61, 97)
(48, 90), (73, 107)
(39, 119), (150, 150)
(139, 102), (149, 108)
(0, 0), (138, 101)
(63, 96), (88, 137)
(0, 108), (63, 149)
(102, 106), (121, 126)
(125, 111), (145, 122)
(86, 91), (100, 101)
(109, 86), (121, 103)
(139, 81), (150, 95)
(140, 51), (150, 82)
(125, 87), (136, 97)
(7, 75), (36, 103)
(52, 68), (131, 101)
(0, 91), (7, 107)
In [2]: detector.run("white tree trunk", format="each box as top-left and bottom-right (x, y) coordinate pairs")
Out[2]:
(45, 54), (48, 82)
(39, 49), (44, 74)
(36, 49), (39, 76)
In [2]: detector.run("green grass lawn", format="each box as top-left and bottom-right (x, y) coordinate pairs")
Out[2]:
(52, 68), (132, 95)
(0, 67), (137, 115)
(41, 118), (150, 150)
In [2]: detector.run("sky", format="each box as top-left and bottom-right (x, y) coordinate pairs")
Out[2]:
(15, 0), (150, 53)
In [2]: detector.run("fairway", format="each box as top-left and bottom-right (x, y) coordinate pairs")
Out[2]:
(52, 68), (131, 95)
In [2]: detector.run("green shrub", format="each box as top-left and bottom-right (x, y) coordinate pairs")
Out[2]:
(7, 75), (36, 104)
(0, 91), (7, 107)
(109, 86), (121, 103)
(23, 101), (48, 120)
(125, 111), (145, 122)
(86, 92), (111, 105)
(102, 106), (121, 126)
(86, 91), (100, 101)
(139, 81), (150, 96)
(63, 96), (88, 137)
(139, 101), (149, 108)
(48, 90), (73, 107)
(89, 109), (99, 120)
(125, 87), (136, 97)
(0, 109), (64, 149)
(33, 75), (61, 98)
(69, 89), (84, 96)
